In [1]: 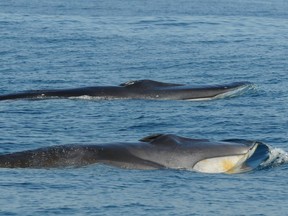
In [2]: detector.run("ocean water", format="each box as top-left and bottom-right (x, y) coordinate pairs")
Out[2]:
(1, 0), (288, 215)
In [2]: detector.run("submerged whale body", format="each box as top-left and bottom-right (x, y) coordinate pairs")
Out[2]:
(0, 134), (270, 174)
(0, 79), (252, 101)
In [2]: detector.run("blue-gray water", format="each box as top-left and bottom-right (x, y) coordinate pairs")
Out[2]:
(1, 0), (288, 215)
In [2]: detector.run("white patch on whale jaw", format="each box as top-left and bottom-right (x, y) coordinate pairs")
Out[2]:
(212, 83), (255, 100)
(193, 143), (259, 174)
(184, 83), (255, 101)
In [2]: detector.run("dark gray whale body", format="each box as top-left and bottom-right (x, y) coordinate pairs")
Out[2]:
(0, 134), (270, 174)
(0, 80), (252, 101)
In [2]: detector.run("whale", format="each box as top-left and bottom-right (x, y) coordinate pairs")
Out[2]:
(0, 79), (252, 101)
(0, 134), (270, 174)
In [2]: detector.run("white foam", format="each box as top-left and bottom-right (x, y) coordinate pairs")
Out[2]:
(260, 147), (288, 168)
(68, 95), (118, 100)
(69, 95), (104, 100)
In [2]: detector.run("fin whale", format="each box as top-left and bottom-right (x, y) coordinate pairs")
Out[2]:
(0, 80), (252, 101)
(0, 134), (270, 174)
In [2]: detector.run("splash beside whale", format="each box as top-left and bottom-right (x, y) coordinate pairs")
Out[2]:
(0, 134), (270, 174)
(0, 80), (252, 101)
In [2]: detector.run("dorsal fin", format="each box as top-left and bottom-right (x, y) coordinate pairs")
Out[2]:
(139, 134), (181, 146)
(119, 80), (183, 89)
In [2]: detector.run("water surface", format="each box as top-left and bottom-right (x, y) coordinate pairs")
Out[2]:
(1, 0), (288, 215)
